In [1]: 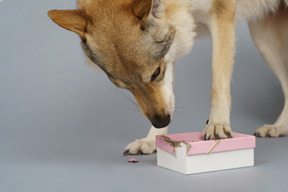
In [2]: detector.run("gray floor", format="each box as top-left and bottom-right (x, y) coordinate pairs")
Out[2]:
(1, 0), (288, 192)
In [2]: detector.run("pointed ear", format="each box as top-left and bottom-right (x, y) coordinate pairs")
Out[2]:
(132, 0), (153, 19)
(48, 9), (87, 37)
(132, 0), (163, 20)
(132, 0), (170, 42)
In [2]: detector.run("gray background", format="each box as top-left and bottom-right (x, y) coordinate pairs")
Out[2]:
(1, 0), (288, 191)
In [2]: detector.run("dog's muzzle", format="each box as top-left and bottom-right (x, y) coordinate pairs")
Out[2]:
(151, 114), (171, 128)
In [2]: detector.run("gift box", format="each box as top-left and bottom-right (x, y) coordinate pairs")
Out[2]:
(156, 132), (256, 175)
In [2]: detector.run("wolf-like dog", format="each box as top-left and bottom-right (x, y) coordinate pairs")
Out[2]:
(48, 0), (288, 155)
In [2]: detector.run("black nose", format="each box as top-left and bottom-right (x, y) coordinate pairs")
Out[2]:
(151, 114), (171, 128)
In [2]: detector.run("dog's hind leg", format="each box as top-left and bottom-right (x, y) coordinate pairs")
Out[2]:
(123, 126), (168, 155)
(248, 4), (288, 137)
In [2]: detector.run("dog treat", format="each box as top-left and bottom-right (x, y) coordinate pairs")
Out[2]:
(128, 158), (139, 163)
(156, 132), (256, 175)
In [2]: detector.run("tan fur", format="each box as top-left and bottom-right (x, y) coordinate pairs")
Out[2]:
(203, 0), (236, 139)
(48, 0), (288, 154)
(61, 0), (175, 127)
(131, 83), (168, 120)
(48, 10), (88, 37)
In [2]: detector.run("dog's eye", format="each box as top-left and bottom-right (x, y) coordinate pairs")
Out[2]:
(151, 67), (160, 82)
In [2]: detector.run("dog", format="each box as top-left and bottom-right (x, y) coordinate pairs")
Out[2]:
(48, 0), (288, 155)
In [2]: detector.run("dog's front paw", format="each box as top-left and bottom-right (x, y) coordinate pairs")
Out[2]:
(254, 124), (287, 137)
(203, 123), (233, 140)
(123, 139), (156, 156)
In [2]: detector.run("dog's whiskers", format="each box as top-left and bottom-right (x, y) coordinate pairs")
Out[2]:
(175, 95), (184, 106)
(173, 83), (184, 109)
(120, 92), (145, 121)
(126, 96), (139, 110)
(118, 89), (140, 112)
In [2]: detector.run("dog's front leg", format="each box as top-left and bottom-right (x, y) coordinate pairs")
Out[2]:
(203, 0), (236, 140)
(123, 126), (168, 155)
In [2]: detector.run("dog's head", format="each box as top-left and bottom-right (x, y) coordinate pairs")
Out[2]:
(48, 0), (194, 128)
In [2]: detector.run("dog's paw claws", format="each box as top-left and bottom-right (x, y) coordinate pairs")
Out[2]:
(123, 149), (131, 156)
(254, 124), (287, 138)
(203, 123), (233, 140)
(123, 139), (156, 156)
